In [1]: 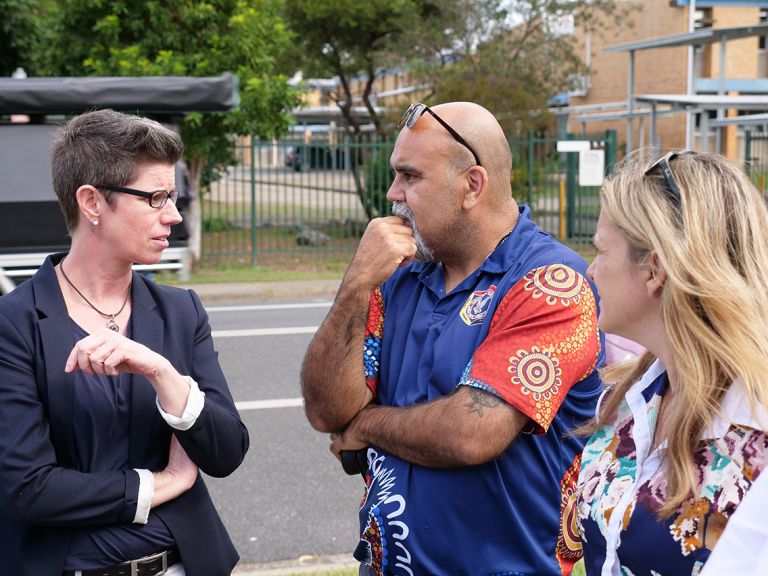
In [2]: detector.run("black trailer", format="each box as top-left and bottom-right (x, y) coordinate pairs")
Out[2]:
(0, 74), (237, 292)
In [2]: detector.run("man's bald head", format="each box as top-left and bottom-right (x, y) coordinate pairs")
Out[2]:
(431, 102), (513, 197)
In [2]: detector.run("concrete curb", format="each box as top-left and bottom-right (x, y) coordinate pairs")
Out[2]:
(187, 278), (342, 305)
(233, 553), (357, 575)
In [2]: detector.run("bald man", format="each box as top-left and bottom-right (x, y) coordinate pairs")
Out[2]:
(302, 102), (603, 575)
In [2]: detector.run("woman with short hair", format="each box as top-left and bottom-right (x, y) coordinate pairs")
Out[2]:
(0, 109), (249, 576)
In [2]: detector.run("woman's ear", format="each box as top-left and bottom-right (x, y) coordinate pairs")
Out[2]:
(76, 185), (102, 223)
(462, 166), (488, 210)
(646, 251), (667, 297)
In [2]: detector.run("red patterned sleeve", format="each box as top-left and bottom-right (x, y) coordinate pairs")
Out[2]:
(556, 453), (584, 575)
(460, 264), (600, 433)
(363, 287), (385, 398)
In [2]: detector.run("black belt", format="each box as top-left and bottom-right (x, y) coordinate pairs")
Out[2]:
(63, 549), (181, 576)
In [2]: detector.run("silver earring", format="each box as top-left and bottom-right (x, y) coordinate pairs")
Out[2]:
(92, 219), (99, 226)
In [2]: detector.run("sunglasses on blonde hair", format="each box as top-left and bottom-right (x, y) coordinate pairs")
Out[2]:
(644, 150), (696, 207)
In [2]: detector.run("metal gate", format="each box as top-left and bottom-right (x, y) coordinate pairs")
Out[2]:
(201, 130), (616, 265)
(745, 130), (768, 195)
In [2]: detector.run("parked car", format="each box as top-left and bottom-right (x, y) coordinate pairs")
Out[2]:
(284, 144), (346, 171)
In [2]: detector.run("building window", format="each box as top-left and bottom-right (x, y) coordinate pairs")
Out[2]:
(694, 8), (712, 30)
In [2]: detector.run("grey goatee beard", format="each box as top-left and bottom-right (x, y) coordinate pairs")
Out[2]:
(391, 201), (434, 262)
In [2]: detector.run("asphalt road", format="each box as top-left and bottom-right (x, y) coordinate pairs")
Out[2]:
(198, 298), (363, 573)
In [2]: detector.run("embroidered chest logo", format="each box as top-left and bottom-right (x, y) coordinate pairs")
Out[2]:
(460, 284), (497, 326)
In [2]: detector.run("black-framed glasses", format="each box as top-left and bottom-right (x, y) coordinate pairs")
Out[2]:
(96, 185), (179, 209)
(644, 150), (695, 206)
(399, 103), (482, 167)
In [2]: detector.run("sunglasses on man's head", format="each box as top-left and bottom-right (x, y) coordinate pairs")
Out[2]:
(644, 150), (695, 207)
(399, 103), (482, 167)
(96, 184), (179, 209)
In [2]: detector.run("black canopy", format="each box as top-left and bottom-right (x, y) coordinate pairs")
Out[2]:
(0, 73), (238, 114)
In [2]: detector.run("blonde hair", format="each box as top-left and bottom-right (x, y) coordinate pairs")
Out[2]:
(592, 151), (768, 516)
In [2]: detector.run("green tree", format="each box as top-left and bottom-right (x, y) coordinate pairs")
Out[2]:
(0, 0), (54, 77)
(27, 0), (299, 261)
(413, 0), (634, 135)
(283, 0), (451, 219)
(283, 0), (444, 134)
(284, 0), (631, 137)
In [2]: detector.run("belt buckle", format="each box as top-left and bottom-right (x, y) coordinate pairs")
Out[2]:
(129, 550), (168, 576)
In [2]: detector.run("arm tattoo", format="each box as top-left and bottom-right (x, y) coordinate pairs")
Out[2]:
(464, 387), (503, 418)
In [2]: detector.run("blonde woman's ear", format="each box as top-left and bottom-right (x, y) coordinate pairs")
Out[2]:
(646, 252), (667, 297)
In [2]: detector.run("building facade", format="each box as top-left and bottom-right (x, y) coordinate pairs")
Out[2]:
(563, 0), (768, 159)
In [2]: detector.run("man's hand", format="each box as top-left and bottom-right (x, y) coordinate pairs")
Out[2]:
(346, 216), (417, 290)
(329, 428), (368, 461)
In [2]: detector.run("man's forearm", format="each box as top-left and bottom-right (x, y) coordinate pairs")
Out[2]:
(301, 273), (374, 432)
(343, 387), (528, 467)
(303, 216), (417, 432)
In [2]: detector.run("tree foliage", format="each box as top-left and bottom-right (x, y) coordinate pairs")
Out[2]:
(413, 0), (634, 135)
(19, 0), (299, 188)
(283, 0), (444, 134)
(7, 0), (300, 261)
(284, 0), (631, 136)
(0, 0), (54, 77)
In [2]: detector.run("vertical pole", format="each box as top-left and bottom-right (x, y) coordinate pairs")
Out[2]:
(250, 137), (257, 266)
(701, 112), (710, 152)
(605, 129), (617, 175)
(559, 178), (566, 241)
(745, 130), (752, 175)
(686, 0), (697, 149)
(627, 50), (635, 153)
(566, 134), (576, 239)
(715, 34), (727, 153)
(527, 129), (534, 207)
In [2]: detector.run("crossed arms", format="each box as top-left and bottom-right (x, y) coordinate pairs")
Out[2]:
(301, 217), (530, 468)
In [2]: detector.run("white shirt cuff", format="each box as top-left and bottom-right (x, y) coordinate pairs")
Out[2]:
(133, 468), (154, 524)
(156, 375), (205, 431)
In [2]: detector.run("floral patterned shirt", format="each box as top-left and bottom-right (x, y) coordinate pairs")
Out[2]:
(560, 359), (768, 576)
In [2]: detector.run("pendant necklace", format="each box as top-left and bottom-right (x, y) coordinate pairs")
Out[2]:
(59, 257), (132, 332)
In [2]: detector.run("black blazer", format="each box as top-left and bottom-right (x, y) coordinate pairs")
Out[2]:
(0, 254), (249, 576)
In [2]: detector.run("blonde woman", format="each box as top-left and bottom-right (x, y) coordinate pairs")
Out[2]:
(558, 151), (768, 575)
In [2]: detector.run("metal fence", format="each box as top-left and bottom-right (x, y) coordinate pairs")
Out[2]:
(201, 130), (617, 265)
(746, 130), (768, 195)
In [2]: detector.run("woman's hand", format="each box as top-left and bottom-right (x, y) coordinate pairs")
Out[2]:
(151, 435), (199, 508)
(66, 328), (192, 418)
(65, 327), (171, 379)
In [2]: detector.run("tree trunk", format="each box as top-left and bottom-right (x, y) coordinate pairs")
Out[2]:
(187, 158), (205, 268)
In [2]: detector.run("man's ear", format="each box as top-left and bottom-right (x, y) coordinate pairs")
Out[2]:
(646, 251), (667, 297)
(462, 166), (488, 210)
(76, 185), (102, 223)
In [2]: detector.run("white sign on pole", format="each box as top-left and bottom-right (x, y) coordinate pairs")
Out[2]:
(556, 140), (591, 152)
(579, 149), (605, 187)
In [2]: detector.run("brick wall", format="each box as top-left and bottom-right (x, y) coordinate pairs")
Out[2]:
(567, 1), (763, 158)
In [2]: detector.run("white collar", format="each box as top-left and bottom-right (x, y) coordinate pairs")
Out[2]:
(625, 357), (667, 401)
(630, 359), (767, 437)
(705, 378), (768, 438)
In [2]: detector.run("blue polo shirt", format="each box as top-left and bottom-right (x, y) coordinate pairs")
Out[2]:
(356, 206), (603, 575)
